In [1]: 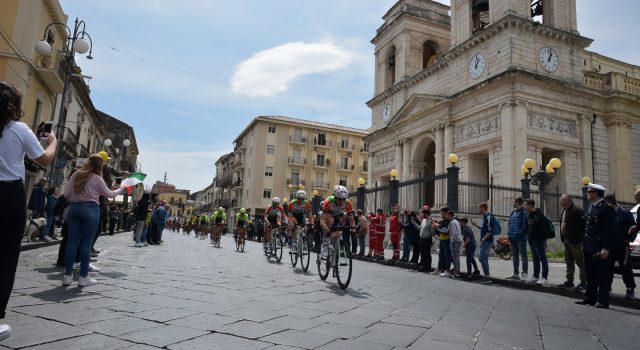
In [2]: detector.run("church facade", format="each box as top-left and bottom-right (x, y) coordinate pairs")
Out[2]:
(365, 0), (640, 206)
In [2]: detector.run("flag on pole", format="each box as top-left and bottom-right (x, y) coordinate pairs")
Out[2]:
(121, 172), (146, 187)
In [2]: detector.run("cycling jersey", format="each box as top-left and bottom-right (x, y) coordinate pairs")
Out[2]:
(236, 212), (249, 226)
(211, 210), (226, 224)
(321, 196), (354, 217)
(199, 215), (209, 224)
(265, 205), (284, 225)
(289, 200), (311, 225)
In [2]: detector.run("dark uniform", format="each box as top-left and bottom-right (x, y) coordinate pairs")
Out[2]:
(609, 206), (636, 292)
(582, 198), (615, 307)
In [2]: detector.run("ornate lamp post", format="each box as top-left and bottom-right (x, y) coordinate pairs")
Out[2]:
(389, 169), (399, 212)
(521, 157), (562, 212)
(35, 18), (93, 187)
(446, 153), (459, 211)
(357, 177), (366, 213)
(312, 189), (320, 215)
(581, 176), (591, 212)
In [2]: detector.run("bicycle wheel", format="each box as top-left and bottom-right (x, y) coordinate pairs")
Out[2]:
(290, 242), (298, 267)
(317, 248), (330, 281)
(240, 239), (245, 252)
(275, 234), (283, 262)
(300, 235), (310, 272)
(335, 239), (352, 289)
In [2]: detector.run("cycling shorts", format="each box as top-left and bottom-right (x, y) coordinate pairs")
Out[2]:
(237, 220), (246, 227)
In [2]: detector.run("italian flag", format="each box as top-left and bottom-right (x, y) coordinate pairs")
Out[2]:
(121, 172), (146, 194)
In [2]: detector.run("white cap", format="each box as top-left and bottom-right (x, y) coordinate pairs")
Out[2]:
(587, 183), (606, 192)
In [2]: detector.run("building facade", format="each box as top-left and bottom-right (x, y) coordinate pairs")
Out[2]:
(366, 0), (640, 208)
(221, 116), (369, 217)
(151, 181), (190, 217)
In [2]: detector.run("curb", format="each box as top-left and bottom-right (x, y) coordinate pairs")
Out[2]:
(352, 255), (640, 310)
(19, 230), (130, 252)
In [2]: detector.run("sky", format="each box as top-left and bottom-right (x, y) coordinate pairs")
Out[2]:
(58, 0), (640, 192)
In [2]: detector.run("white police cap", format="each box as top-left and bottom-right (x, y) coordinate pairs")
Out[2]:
(587, 183), (606, 192)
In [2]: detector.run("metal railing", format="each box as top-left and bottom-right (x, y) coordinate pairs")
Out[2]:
(313, 159), (331, 167)
(287, 157), (307, 165)
(313, 139), (332, 147)
(312, 181), (330, 189)
(289, 135), (308, 144)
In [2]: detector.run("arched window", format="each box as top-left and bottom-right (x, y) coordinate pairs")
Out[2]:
(472, 0), (490, 33)
(385, 46), (396, 90)
(422, 41), (439, 69)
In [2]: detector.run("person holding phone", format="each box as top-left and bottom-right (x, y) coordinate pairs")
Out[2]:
(0, 81), (57, 341)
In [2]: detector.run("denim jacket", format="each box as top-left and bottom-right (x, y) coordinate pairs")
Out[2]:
(508, 207), (528, 241)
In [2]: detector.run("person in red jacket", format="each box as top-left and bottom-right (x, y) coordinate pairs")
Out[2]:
(373, 208), (386, 260)
(389, 205), (402, 261)
(367, 211), (376, 257)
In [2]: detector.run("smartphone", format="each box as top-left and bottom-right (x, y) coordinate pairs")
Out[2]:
(115, 177), (122, 185)
(40, 122), (53, 139)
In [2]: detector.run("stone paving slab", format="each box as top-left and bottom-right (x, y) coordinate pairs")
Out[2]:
(260, 329), (337, 349)
(167, 333), (272, 350)
(20, 333), (134, 350)
(116, 324), (208, 348)
(77, 316), (163, 336)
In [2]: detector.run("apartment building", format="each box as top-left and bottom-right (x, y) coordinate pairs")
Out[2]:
(220, 116), (369, 217)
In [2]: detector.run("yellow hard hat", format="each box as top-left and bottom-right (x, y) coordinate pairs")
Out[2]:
(97, 151), (111, 161)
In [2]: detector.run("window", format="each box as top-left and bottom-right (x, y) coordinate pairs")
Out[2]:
(265, 167), (273, 177)
(266, 145), (275, 155)
(292, 148), (301, 162)
(422, 41), (438, 69)
(291, 171), (300, 184)
(341, 157), (348, 169)
(178, 198), (183, 203)
(340, 138), (349, 149)
(268, 125), (276, 133)
(531, 0), (543, 23)
(31, 100), (42, 130)
(472, 0), (490, 33)
(315, 173), (324, 186)
(316, 153), (325, 166)
(263, 189), (272, 199)
(339, 176), (347, 186)
(317, 133), (326, 146)
(363, 160), (368, 172)
(386, 46), (396, 89)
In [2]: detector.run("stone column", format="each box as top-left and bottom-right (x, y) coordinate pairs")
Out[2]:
(579, 114), (594, 181)
(402, 138), (412, 181)
(606, 118), (633, 200)
(443, 123), (454, 164)
(395, 142), (403, 179)
(434, 125), (444, 174)
(368, 153), (374, 186)
(500, 99), (529, 188)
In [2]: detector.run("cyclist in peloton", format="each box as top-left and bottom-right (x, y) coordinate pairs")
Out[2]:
(235, 208), (249, 238)
(319, 186), (356, 255)
(264, 197), (284, 254)
(199, 213), (210, 238)
(287, 190), (313, 254)
(210, 207), (226, 243)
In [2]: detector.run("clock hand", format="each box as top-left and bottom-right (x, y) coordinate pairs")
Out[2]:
(547, 51), (552, 63)
(475, 57), (478, 69)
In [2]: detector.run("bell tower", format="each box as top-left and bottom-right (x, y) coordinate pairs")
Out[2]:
(371, 0), (450, 96)
(451, 0), (578, 47)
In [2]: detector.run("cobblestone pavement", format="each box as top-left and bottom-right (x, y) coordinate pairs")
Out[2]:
(3, 231), (640, 350)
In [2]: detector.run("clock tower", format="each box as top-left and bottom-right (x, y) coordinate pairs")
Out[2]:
(365, 0), (640, 210)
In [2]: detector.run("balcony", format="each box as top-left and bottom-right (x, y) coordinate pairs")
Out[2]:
(235, 141), (246, 152)
(313, 139), (332, 148)
(235, 157), (245, 169)
(584, 71), (640, 98)
(339, 142), (356, 151)
(313, 159), (331, 168)
(216, 199), (230, 208)
(336, 163), (355, 172)
(35, 49), (65, 94)
(219, 174), (233, 187)
(360, 165), (368, 173)
(289, 135), (308, 145)
(360, 145), (369, 153)
(288, 157), (307, 166)
(312, 181), (330, 189)
(77, 144), (90, 158)
(232, 179), (243, 190)
(287, 179), (306, 187)
(59, 127), (78, 158)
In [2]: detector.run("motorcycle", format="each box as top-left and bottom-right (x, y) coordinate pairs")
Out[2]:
(492, 236), (512, 260)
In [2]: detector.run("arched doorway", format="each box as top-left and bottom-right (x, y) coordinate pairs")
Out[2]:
(407, 136), (436, 209)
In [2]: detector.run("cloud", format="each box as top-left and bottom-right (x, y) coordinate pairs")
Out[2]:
(230, 40), (356, 97)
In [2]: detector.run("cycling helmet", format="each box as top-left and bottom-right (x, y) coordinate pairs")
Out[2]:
(272, 197), (281, 204)
(240, 208), (246, 214)
(218, 207), (224, 212)
(333, 185), (348, 199)
(295, 190), (306, 199)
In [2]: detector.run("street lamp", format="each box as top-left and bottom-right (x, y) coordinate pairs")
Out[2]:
(357, 177), (366, 212)
(389, 169), (399, 212)
(521, 157), (562, 211)
(36, 18), (93, 187)
(581, 176), (591, 211)
(446, 153), (460, 211)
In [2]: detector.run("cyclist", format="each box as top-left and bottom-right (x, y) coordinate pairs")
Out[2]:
(199, 213), (210, 239)
(210, 207), (226, 243)
(319, 186), (356, 257)
(288, 190), (313, 254)
(235, 208), (249, 243)
(264, 197), (284, 254)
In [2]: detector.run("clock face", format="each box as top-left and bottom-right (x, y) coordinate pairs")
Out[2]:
(468, 54), (486, 79)
(539, 46), (559, 72)
(382, 104), (392, 122)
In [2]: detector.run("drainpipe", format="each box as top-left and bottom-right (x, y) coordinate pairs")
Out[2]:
(590, 114), (597, 182)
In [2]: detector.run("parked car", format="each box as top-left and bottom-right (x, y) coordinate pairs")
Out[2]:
(630, 204), (639, 270)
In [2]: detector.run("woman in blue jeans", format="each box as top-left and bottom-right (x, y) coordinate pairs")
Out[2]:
(62, 154), (123, 287)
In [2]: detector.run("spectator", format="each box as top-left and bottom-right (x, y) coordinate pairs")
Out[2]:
(0, 80), (56, 341)
(62, 154), (123, 287)
(356, 209), (368, 257)
(506, 197), (529, 281)
(604, 194), (636, 299)
(471, 202), (499, 284)
(524, 199), (549, 285)
(557, 194), (587, 290)
(400, 210), (420, 264)
(134, 193), (150, 247)
(108, 205), (118, 235)
(460, 217), (480, 279)
(42, 187), (58, 241)
(256, 217), (264, 242)
(389, 205), (401, 261)
(150, 202), (168, 244)
(432, 207), (451, 276)
(417, 206), (434, 272)
(27, 177), (47, 240)
(576, 183), (615, 308)
(372, 208), (386, 260)
(447, 211), (462, 278)
(366, 211), (376, 257)
(140, 207), (152, 245)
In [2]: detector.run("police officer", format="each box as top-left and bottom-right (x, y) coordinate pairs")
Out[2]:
(575, 183), (616, 309)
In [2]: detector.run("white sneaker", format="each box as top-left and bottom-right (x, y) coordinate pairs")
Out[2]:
(521, 272), (528, 281)
(88, 263), (101, 272)
(505, 274), (520, 280)
(524, 276), (538, 284)
(73, 262), (80, 270)
(135, 242), (144, 247)
(536, 278), (547, 285)
(0, 324), (10, 341)
(439, 271), (452, 277)
(78, 276), (98, 287)
(62, 274), (73, 286)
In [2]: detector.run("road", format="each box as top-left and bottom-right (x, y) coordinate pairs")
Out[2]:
(3, 230), (640, 350)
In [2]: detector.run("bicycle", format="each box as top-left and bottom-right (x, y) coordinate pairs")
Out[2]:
(317, 225), (353, 289)
(211, 223), (223, 247)
(265, 223), (284, 262)
(289, 224), (312, 272)
(236, 225), (246, 252)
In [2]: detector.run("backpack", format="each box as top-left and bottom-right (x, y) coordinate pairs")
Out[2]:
(488, 214), (501, 236)
(535, 212), (555, 239)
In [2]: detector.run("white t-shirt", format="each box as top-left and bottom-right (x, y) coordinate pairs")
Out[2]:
(0, 121), (45, 181)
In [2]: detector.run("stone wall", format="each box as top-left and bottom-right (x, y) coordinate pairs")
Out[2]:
(631, 123), (640, 187)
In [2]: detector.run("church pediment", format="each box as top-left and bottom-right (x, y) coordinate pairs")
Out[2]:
(387, 93), (446, 127)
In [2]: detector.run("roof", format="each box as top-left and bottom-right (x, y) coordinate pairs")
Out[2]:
(233, 115), (368, 143)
